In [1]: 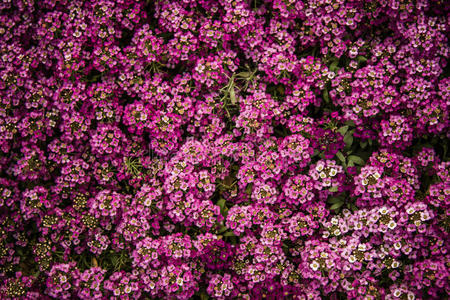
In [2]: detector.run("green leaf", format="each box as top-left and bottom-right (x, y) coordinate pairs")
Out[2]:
(360, 140), (368, 149)
(330, 61), (339, 72)
(223, 231), (236, 237)
(349, 203), (359, 212)
(345, 120), (355, 127)
(229, 87), (236, 105)
(217, 199), (229, 217)
(337, 125), (349, 136)
(92, 257), (98, 267)
(348, 155), (365, 166)
(312, 149), (320, 157)
(237, 71), (251, 78)
(328, 197), (343, 204)
(199, 292), (209, 300)
(336, 151), (346, 163)
(328, 186), (338, 192)
(229, 236), (238, 244)
(111, 255), (119, 267)
(330, 202), (344, 210)
(343, 131), (354, 147)
(218, 225), (228, 234)
(217, 198), (226, 209)
(245, 183), (253, 195)
(277, 85), (285, 95)
(357, 56), (367, 63)
(323, 89), (330, 103)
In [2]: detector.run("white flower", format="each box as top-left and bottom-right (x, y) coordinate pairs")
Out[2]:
(406, 207), (415, 214)
(353, 106), (362, 113)
(348, 255), (356, 263)
(144, 198), (152, 206)
(379, 207), (388, 215)
(420, 211), (430, 221)
(176, 277), (184, 286)
(310, 260), (320, 271)
(387, 220), (397, 229)
(391, 261), (400, 268)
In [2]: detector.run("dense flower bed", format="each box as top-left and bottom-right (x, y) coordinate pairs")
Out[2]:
(0, 0), (449, 299)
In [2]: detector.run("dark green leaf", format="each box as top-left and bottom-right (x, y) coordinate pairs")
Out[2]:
(336, 151), (346, 163)
(337, 125), (349, 136)
(348, 155), (365, 166)
(328, 197), (343, 204)
(345, 120), (355, 127)
(245, 183), (253, 195)
(199, 292), (209, 300)
(349, 203), (359, 212)
(330, 202), (344, 210)
(217, 198), (226, 209)
(229, 87), (236, 105)
(218, 225), (228, 233)
(237, 71), (251, 78)
(330, 61), (339, 72)
(357, 56), (367, 63)
(323, 89), (330, 103)
(343, 131), (354, 147)
(328, 186), (338, 192)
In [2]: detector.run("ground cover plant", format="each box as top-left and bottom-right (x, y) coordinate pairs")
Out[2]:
(0, 0), (449, 299)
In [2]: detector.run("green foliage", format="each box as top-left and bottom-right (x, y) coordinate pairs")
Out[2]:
(328, 195), (345, 211)
(124, 157), (143, 177)
(348, 155), (365, 166)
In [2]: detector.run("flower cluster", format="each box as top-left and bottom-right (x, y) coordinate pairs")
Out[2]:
(0, 0), (448, 299)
